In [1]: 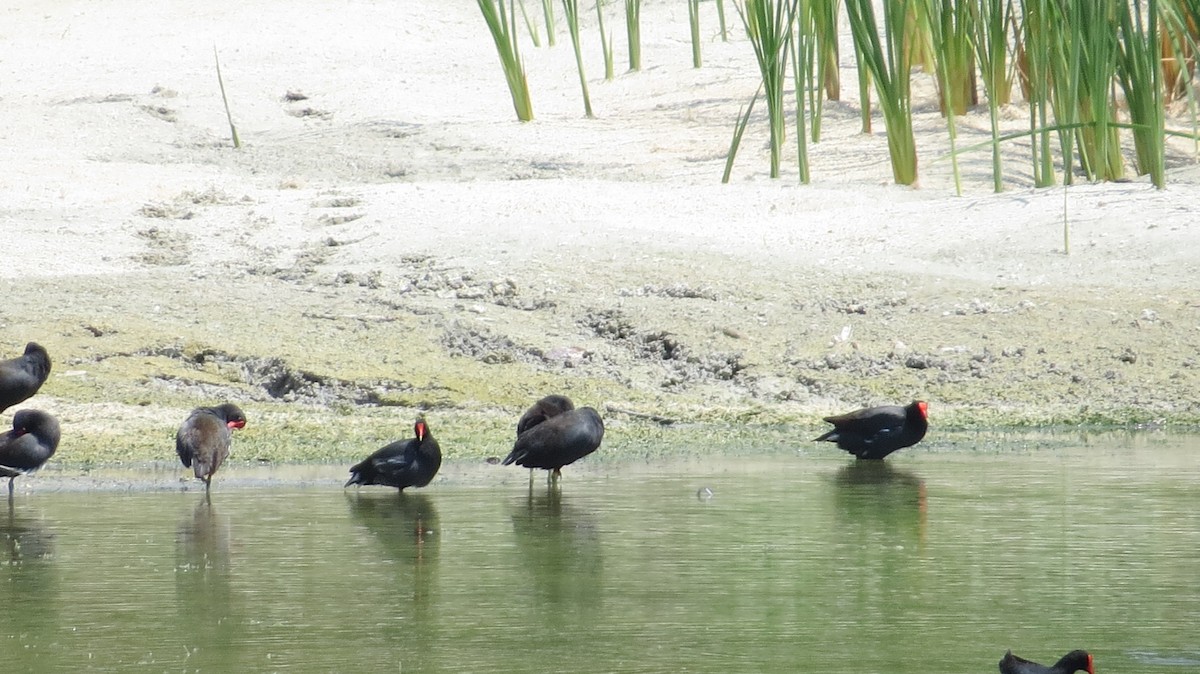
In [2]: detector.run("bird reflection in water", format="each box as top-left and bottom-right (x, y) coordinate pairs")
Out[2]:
(834, 460), (928, 547)
(175, 495), (242, 667)
(348, 486), (441, 614)
(177, 495), (234, 574)
(345, 491), (440, 566)
(1, 499), (55, 564)
(510, 490), (603, 617)
(0, 500), (58, 644)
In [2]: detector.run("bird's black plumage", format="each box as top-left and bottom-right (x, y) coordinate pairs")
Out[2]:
(0, 342), (52, 413)
(815, 400), (928, 460)
(503, 402), (604, 476)
(999, 650), (1095, 674)
(346, 416), (442, 491)
(0, 409), (61, 496)
(516, 394), (575, 436)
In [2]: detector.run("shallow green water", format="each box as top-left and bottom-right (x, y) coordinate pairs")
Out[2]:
(2, 432), (1198, 673)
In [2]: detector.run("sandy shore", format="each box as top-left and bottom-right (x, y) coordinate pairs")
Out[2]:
(3, 1), (1199, 467)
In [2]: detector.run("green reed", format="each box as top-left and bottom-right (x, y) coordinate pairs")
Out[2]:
(846, 0), (918, 185)
(804, 0), (842, 142)
(478, 0), (534, 121)
(739, 0), (800, 179)
(972, 0), (1013, 191)
(723, 83), (762, 183)
(689, 0), (703, 68)
(791, 10), (812, 182)
(918, 0), (964, 194)
(542, 0), (558, 45)
(1019, 0), (1063, 186)
(562, 0), (594, 117)
(517, 0), (543, 47)
(213, 46), (241, 149)
(626, 0), (642, 71)
(1116, 0), (1165, 186)
(597, 0), (615, 80)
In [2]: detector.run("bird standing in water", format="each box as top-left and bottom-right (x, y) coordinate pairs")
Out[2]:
(0, 409), (61, 498)
(345, 416), (442, 491)
(815, 400), (928, 460)
(176, 403), (247, 491)
(999, 649), (1095, 674)
(504, 395), (604, 485)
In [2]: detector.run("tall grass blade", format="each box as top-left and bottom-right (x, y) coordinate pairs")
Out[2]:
(739, 0), (801, 179)
(804, 0), (842, 142)
(717, 0), (730, 41)
(478, 0), (535, 121)
(562, 0), (594, 117)
(1062, 184), (1070, 255)
(927, 0), (977, 116)
(213, 46), (241, 149)
(542, 0), (558, 46)
(854, 40), (873, 133)
(1161, 0), (1200, 153)
(918, 0), (962, 195)
(625, 0), (642, 71)
(812, 0), (842, 102)
(1020, 0), (1058, 187)
(791, 16), (812, 183)
(723, 83), (763, 183)
(597, 0), (615, 80)
(1158, 0), (1200, 103)
(1074, 0), (1124, 181)
(978, 0), (1012, 105)
(689, 0), (703, 68)
(845, 0), (918, 185)
(972, 0), (1011, 192)
(1116, 0), (1165, 187)
(518, 0), (542, 47)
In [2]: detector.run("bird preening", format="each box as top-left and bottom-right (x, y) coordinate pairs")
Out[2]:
(0, 342), (57, 497)
(999, 649), (1095, 674)
(503, 394), (604, 485)
(175, 403), (247, 491)
(515, 394), (576, 437)
(816, 400), (929, 460)
(345, 415), (442, 491)
(0, 342), (52, 413)
(0, 409), (61, 498)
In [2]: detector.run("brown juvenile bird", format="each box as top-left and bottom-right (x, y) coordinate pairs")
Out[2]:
(0, 342), (52, 413)
(175, 403), (247, 490)
(0, 409), (61, 497)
